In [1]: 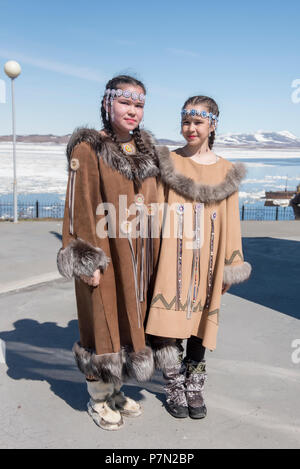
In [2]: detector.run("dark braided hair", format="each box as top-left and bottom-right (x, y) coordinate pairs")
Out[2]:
(182, 96), (219, 150)
(100, 75), (157, 161)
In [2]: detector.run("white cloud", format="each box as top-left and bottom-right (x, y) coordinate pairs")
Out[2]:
(0, 49), (105, 83)
(166, 47), (200, 58)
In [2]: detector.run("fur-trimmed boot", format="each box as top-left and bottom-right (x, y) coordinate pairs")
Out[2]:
(86, 380), (124, 431)
(163, 360), (188, 418)
(111, 384), (143, 418)
(151, 338), (188, 419)
(184, 358), (208, 419)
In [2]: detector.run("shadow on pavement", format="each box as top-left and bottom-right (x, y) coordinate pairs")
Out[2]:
(230, 237), (300, 319)
(50, 231), (62, 242)
(0, 319), (165, 411)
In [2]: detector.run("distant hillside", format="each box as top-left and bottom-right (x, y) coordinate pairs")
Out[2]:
(0, 134), (181, 146)
(0, 130), (300, 148)
(215, 130), (300, 149)
(0, 134), (71, 144)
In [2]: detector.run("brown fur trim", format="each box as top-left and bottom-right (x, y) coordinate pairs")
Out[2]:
(66, 127), (160, 183)
(124, 345), (155, 382)
(148, 336), (182, 373)
(73, 342), (125, 385)
(157, 148), (247, 204)
(57, 238), (110, 279)
(72, 342), (155, 384)
(223, 261), (252, 285)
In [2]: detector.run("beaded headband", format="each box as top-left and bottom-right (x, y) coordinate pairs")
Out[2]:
(105, 88), (146, 121)
(181, 109), (219, 127)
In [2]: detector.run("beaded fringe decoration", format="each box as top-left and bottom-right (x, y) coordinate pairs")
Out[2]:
(176, 205), (184, 311)
(68, 170), (76, 235)
(129, 234), (143, 328)
(120, 220), (142, 328)
(186, 204), (203, 319)
(120, 194), (154, 329)
(135, 194), (145, 303)
(138, 206), (145, 302)
(204, 211), (217, 312)
(145, 205), (154, 289)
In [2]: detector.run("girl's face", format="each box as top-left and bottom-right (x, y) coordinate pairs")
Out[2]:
(181, 103), (215, 146)
(106, 84), (145, 136)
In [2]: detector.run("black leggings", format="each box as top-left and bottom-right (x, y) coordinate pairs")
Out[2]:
(149, 334), (206, 363)
(186, 335), (206, 362)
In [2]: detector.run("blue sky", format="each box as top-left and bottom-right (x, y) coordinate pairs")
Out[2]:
(0, 0), (299, 140)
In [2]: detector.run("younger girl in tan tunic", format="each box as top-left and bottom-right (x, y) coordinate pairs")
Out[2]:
(146, 96), (252, 419)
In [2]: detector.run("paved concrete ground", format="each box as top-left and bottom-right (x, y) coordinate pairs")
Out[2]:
(0, 220), (299, 449)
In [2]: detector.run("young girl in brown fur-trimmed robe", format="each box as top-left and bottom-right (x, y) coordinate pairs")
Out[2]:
(57, 75), (165, 431)
(146, 96), (252, 419)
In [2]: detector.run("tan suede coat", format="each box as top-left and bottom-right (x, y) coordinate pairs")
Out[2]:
(146, 149), (251, 350)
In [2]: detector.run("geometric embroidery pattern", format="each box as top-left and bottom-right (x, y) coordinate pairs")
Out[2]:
(225, 249), (243, 265)
(207, 308), (219, 316)
(151, 293), (203, 312)
(207, 308), (219, 324)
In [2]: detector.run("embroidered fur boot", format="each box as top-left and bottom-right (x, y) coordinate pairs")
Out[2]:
(162, 343), (188, 419)
(163, 361), (188, 418)
(86, 380), (124, 431)
(150, 337), (188, 418)
(111, 384), (143, 418)
(184, 358), (208, 419)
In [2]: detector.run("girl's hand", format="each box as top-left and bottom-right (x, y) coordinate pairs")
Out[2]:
(80, 269), (101, 287)
(222, 282), (231, 295)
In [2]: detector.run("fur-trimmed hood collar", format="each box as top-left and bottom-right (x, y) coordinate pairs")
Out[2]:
(66, 127), (162, 183)
(157, 147), (247, 204)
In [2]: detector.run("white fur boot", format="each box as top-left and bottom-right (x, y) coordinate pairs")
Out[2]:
(86, 380), (124, 431)
(112, 384), (143, 418)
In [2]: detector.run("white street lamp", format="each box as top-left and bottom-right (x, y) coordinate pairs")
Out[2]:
(4, 60), (21, 223)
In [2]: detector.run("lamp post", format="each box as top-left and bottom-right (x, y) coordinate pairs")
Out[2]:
(4, 60), (21, 223)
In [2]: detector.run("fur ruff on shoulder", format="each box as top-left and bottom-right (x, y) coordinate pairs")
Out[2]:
(57, 238), (110, 279)
(157, 147), (247, 203)
(72, 341), (155, 384)
(66, 127), (161, 183)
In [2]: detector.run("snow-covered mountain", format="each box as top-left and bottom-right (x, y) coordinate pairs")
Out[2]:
(215, 130), (300, 148)
(0, 130), (300, 148)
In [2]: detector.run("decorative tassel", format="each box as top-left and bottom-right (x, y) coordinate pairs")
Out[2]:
(68, 170), (76, 235)
(135, 194), (145, 303)
(146, 205), (154, 289)
(193, 203), (202, 304)
(176, 204), (184, 311)
(139, 206), (145, 302)
(204, 211), (217, 312)
(186, 203), (203, 319)
(121, 221), (142, 329)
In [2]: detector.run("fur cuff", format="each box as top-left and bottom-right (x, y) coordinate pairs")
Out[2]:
(223, 261), (252, 285)
(72, 342), (155, 384)
(149, 337), (182, 373)
(73, 342), (124, 385)
(124, 345), (155, 382)
(57, 238), (110, 279)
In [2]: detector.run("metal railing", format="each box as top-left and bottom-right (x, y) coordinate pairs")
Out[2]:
(240, 205), (295, 221)
(0, 201), (65, 220)
(0, 202), (296, 221)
